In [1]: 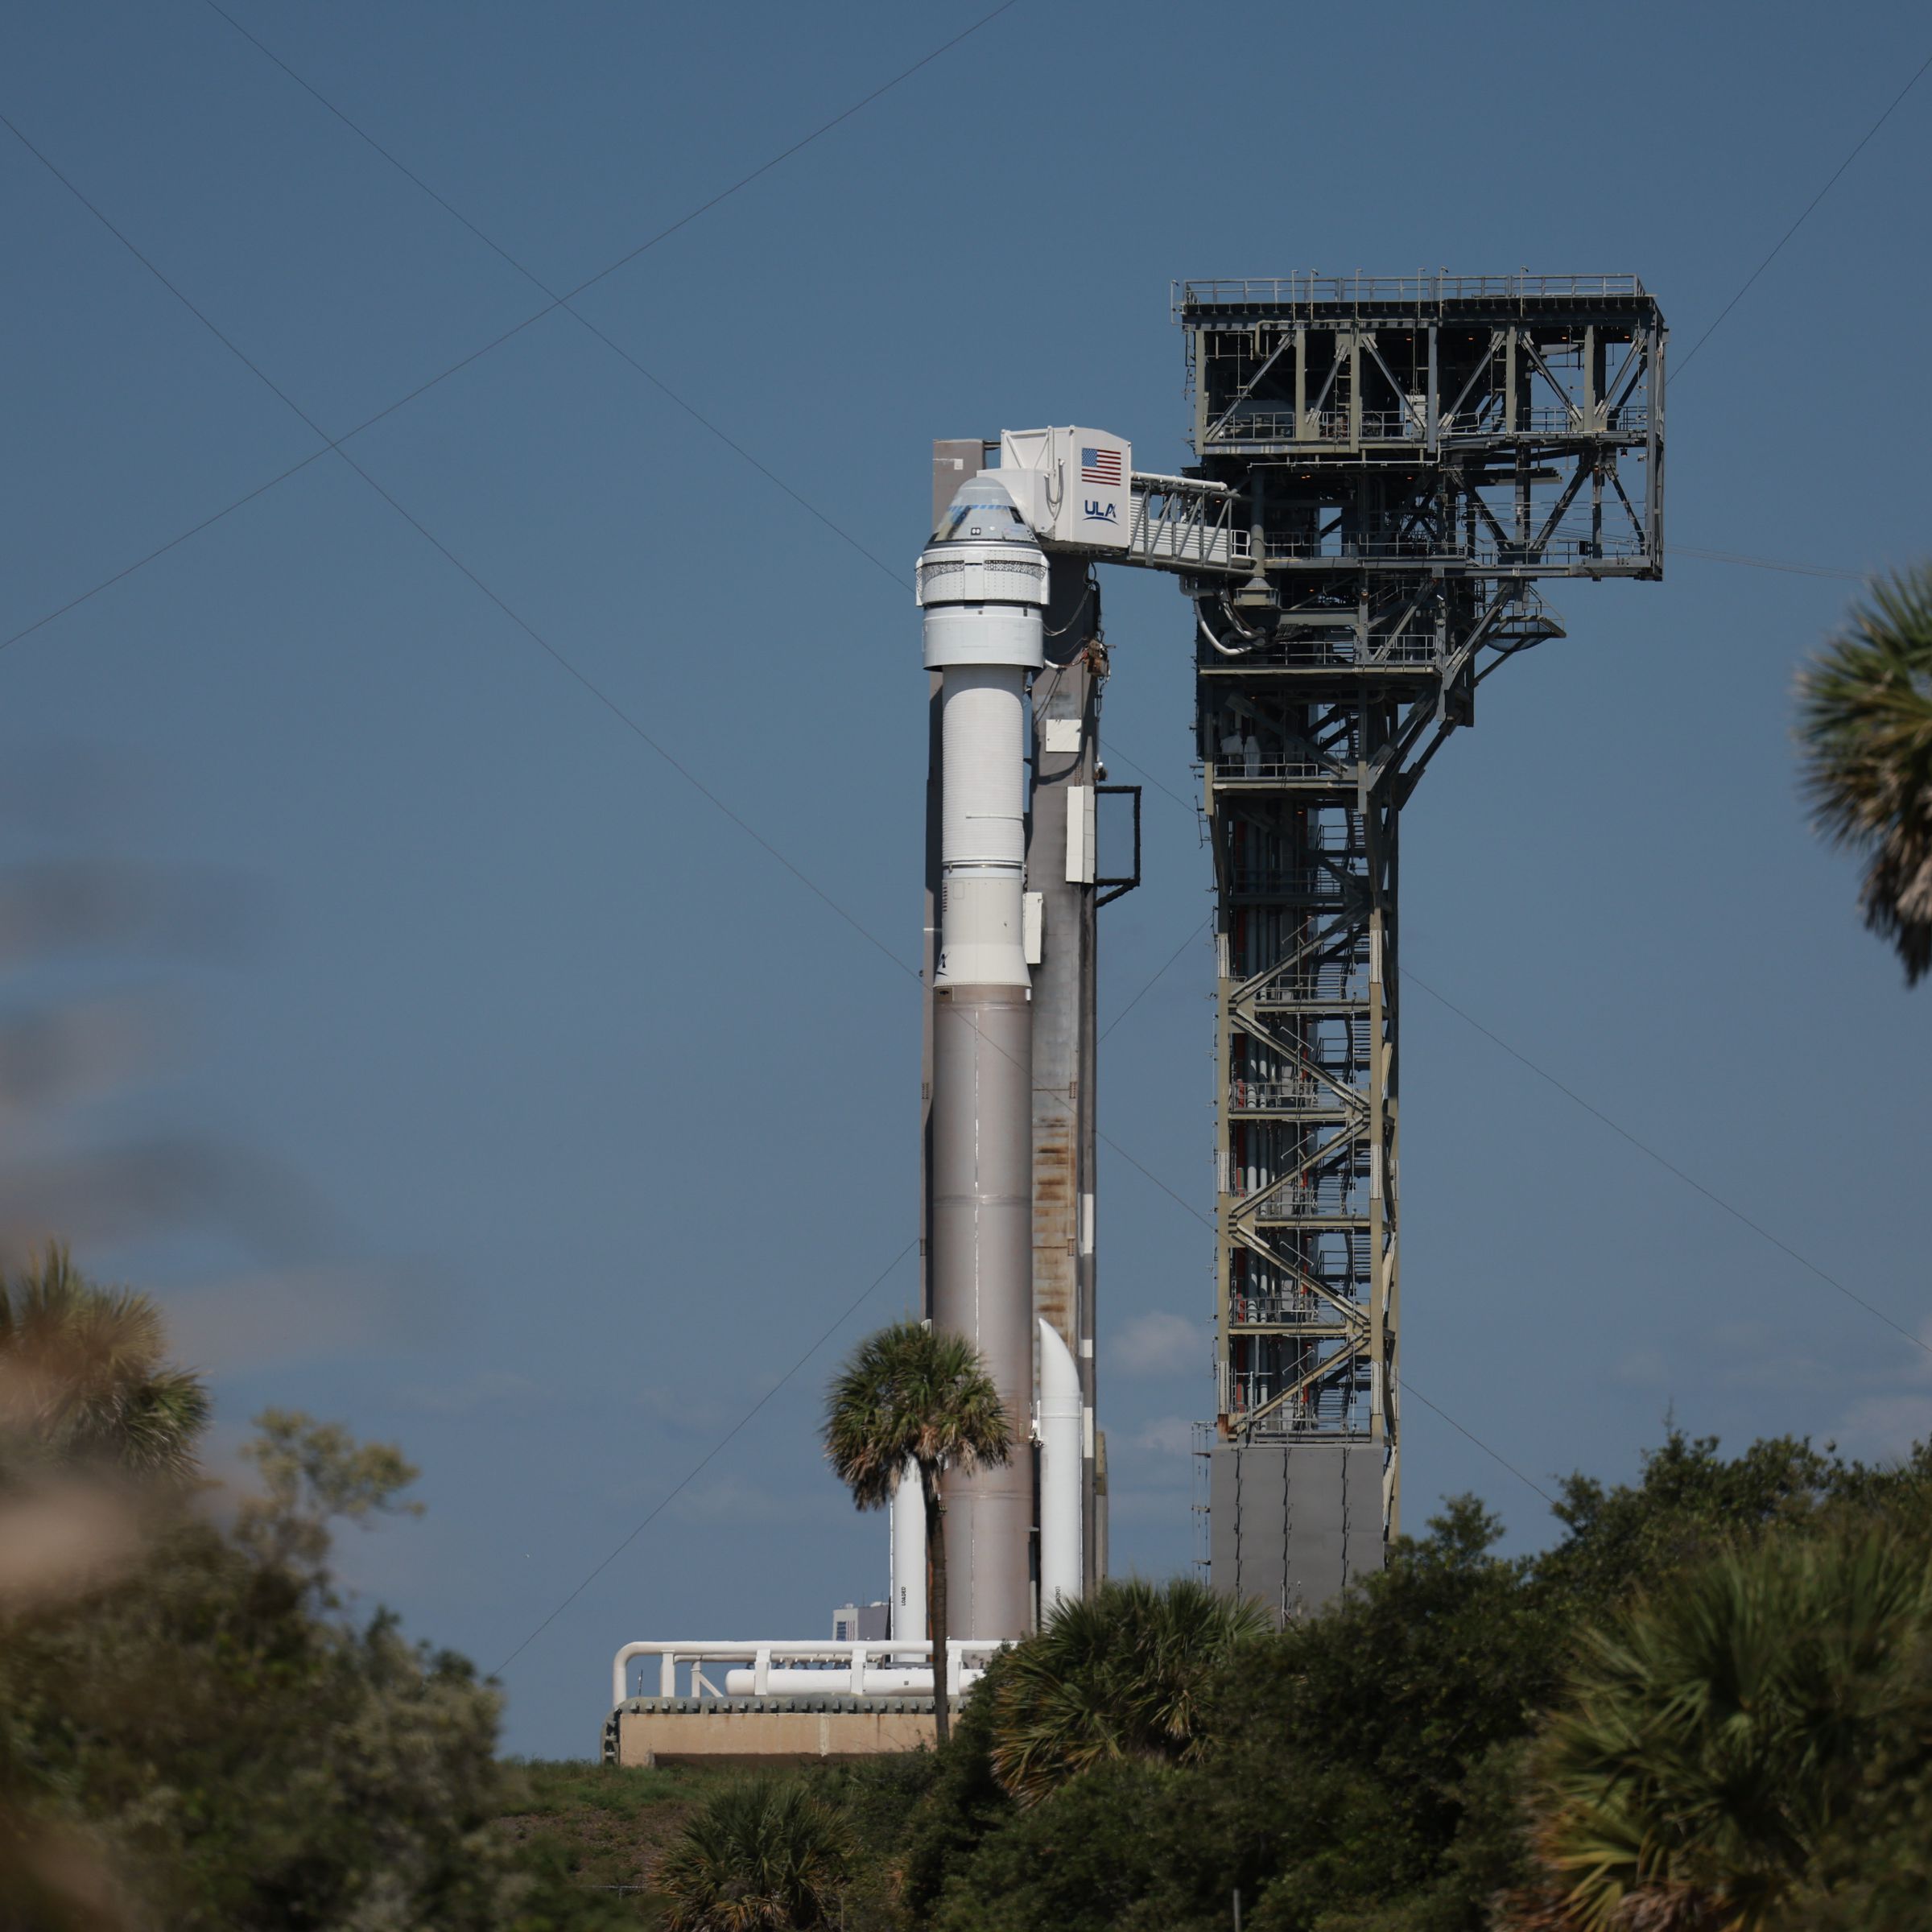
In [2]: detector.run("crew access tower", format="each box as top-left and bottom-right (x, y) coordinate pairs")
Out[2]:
(603, 274), (1667, 1757)
(925, 274), (1665, 1616)
(1179, 274), (1663, 1600)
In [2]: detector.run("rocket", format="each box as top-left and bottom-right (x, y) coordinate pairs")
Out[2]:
(914, 474), (1046, 1640)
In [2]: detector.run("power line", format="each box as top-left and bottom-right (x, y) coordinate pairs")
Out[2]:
(493, 886), (1282, 1671)
(1674, 46), (1932, 378)
(12, 78), (1271, 1298)
(14, 89), (1247, 1307)
(2, 0), (1021, 650)
(1674, 544), (1864, 582)
(489, 1237), (918, 1679)
(1102, 741), (1200, 816)
(1402, 1385), (1555, 1506)
(1406, 969), (1932, 1362)
(6, 30), (1671, 1557)
(1101, 915), (1209, 1039)
(1113, 754), (1932, 1371)
(200, 0), (909, 589)
(4, 10), (1905, 660)
(3, 105), (920, 981)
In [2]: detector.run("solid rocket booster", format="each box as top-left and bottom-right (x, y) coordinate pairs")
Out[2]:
(917, 476), (1046, 1640)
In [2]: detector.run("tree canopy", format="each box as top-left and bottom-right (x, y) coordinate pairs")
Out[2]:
(1797, 562), (1932, 982)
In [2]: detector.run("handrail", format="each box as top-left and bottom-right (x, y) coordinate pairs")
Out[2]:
(610, 1637), (1011, 1708)
(1177, 273), (1646, 311)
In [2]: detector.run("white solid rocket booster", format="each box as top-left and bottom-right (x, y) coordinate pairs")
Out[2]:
(889, 1460), (927, 1659)
(1037, 1317), (1083, 1616)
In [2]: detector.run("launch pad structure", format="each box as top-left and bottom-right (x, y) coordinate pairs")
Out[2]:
(921, 272), (1666, 1621)
(607, 273), (1667, 1761)
(1177, 275), (1664, 1606)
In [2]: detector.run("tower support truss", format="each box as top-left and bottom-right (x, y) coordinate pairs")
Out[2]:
(1177, 275), (1666, 1610)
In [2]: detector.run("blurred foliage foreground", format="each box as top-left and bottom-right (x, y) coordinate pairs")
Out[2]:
(7, 1251), (1932, 1931)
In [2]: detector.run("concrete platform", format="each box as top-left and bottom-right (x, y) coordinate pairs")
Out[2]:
(602, 1695), (943, 1767)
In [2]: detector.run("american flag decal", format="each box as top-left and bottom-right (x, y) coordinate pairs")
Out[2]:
(1080, 446), (1122, 485)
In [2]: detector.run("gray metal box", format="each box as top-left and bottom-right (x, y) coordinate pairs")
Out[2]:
(1209, 1442), (1385, 1622)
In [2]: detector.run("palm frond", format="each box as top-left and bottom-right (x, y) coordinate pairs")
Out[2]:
(0, 1241), (208, 1479)
(988, 1576), (1270, 1804)
(823, 1320), (1013, 1509)
(658, 1776), (852, 1931)
(1529, 1523), (1932, 1930)
(1796, 563), (1932, 982)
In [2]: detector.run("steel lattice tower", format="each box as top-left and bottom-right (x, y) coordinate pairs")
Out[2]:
(1178, 276), (1666, 1609)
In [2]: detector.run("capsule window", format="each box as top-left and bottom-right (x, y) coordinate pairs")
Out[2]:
(935, 502), (1028, 542)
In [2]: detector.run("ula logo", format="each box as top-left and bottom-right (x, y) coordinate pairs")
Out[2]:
(1084, 499), (1118, 523)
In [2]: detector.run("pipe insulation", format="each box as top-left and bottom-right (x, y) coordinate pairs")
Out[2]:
(917, 477), (1047, 1640)
(1037, 1318), (1083, 1616)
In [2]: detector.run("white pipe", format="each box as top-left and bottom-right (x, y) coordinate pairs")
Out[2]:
(610, 1638), (1011, 1708)
(720, 1666), (991, 1697)
(890, 1460), (927, 1660)
(1132, 469), (1231, 493)
(1037, 1318), (1084, 1616)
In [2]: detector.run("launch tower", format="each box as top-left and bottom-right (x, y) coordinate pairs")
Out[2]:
(1178, 275), (1664, 1605)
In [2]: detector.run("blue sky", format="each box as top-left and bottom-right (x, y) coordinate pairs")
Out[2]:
(4, 0), (1930, 1757)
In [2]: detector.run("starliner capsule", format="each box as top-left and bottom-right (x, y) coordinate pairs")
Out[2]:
(914, 474), (1046, 1640)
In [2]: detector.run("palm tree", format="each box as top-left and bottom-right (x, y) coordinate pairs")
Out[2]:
(986, 1575), (1270, 1804)
(656, 1777), (851, 1931)
(1527, 1522), (1930, 1930)
(1796, 563), (1932, 983)
(823, 1320), (1013, 1746)
(0, 1242), (208, 1480)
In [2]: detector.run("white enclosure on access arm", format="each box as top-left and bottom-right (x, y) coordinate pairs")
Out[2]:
(998, 427), (1133, 553)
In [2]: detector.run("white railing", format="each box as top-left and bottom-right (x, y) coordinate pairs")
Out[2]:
(610, 1637), (1011, 1709)
(1178, 274), (1645, 309)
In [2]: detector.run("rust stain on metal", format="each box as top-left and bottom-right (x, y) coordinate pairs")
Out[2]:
(1033, 1100), (1077, 1349)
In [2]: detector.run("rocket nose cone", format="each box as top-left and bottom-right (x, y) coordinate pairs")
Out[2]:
(931, 476), (1036, 547)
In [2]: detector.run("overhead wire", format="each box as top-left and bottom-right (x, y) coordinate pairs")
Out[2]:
(1100, 915), (1209, 1040)
(1406, 970), (1932, 1363)
(1674, 545), (1864, 582)
(4, 0), (1908, 655)
(20, 74), (1435, 1610)
(1107, 732), (1932, 1370)
(199, 0), (910, 589)
(2, 0), (1025, 651)
(1672, 44), (1932, 378)
(3, 86), (1587, 1561)
(489, 1237), (919, 1680)
(29, 6), (1919, 1630)
(13, 118), (924, 988)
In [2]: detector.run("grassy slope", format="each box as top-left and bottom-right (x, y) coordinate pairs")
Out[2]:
(492, 1753), (936, 1926)
(493, 1759), (728, 1915)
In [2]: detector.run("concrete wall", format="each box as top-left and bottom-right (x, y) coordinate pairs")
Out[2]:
(608, 1698), (939, 1768)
